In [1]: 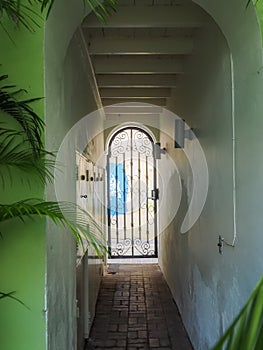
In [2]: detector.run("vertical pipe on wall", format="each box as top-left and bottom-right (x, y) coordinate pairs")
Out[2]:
(83, 252), (90, 338)
(230, 53), (238, 246)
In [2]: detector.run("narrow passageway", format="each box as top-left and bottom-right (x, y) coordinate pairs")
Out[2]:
(86, 264), (192, 350)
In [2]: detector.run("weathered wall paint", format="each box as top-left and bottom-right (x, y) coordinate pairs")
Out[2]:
(159, 1), (263, 349)
(0, 4), (46, 350)
(45, 1), (104, 348)
(76, 150), (105, 349)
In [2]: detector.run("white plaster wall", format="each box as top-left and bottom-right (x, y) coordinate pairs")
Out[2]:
(45, 2), (104, 349)
(159, 1), (263, 349)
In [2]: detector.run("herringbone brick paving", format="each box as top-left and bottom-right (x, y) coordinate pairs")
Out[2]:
(86, 264), (193, 350)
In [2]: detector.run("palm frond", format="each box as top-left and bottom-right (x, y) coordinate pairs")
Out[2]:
(212, 276), (263, 350)
(36, 0), (54, 17)
(0, 0), (41, 32)
(0, 291), (30, 309)
(0, 74), (44, 157)
(84, 0), (118, 23)
(0, 125), (22, 139)
(0, 199), (107, 256)
(246, 0), (259, 7)
(37, 0), (118, 21)
(0, 134), (55, 186)
(0, 0), (118, 36)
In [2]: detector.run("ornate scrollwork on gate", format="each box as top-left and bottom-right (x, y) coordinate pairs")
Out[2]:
(134, 239), (155, 256)
(107, 127), (157, 258)
(110, 130), (130, 157)
(111, 239), (132, 256)
(133, 130), (153, 156)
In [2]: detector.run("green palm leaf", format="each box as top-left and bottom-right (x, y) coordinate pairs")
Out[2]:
(0, 0), (41, 32)
(1, 0), (118, 38)
(0, 126), (55, 185)
(39, 0), (118, 21)
(0, 74), (44, 157)
(0, 291), (29, 309)
(0, 199), (107, 256)
(83, 0), (118, 23)
(246, 0), (259, 7)
(212, 276), (263, 350)
(0, 142), (55, 186)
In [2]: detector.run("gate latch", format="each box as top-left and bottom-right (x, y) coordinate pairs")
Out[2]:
(149, 189), (159, 200)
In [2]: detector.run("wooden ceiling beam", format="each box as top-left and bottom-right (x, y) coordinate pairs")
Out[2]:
(102, 98), (166, 106)
(100, 87), (171, 98)
(92, 56), (184, 74)
(87, 37), (193, 55)
(97, 74), (177, 87)
(82, 4), (206, 28)
(104, 105), (164, 114)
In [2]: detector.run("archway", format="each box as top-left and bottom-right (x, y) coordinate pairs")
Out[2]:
(106, 126), (158, 259)
(44, 1), (263, 349)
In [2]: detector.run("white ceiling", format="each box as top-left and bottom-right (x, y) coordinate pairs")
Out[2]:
(81, 0), (208, 111)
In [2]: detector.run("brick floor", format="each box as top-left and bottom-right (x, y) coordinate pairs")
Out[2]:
(86, 264), (193, 350)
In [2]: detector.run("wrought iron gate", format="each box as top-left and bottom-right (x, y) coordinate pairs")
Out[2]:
(107, 127), (158, 258)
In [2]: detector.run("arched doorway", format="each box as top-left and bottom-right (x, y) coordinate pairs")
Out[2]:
(107, 126), (158, 258)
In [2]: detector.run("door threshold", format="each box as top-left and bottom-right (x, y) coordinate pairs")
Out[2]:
(107, 258), (158, 264)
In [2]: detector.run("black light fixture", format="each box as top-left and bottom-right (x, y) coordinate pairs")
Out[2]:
(154, 142), (166, 159)
(174, 119), (193, 148)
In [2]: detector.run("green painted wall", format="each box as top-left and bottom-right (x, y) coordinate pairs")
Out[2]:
(0, 4), (46, 350)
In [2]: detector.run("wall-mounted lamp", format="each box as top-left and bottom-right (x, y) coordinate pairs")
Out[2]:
(154, 142), (166, 159)
(174, 119), (193, 148)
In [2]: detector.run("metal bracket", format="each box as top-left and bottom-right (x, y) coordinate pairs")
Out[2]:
(148, 189), (159, 200)
(218, 235), (224, 254)
(154, 142), (166, 159)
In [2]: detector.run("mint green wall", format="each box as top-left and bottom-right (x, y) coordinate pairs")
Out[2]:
(0, 5), (46, 350)
(159, 1), (263, 349)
